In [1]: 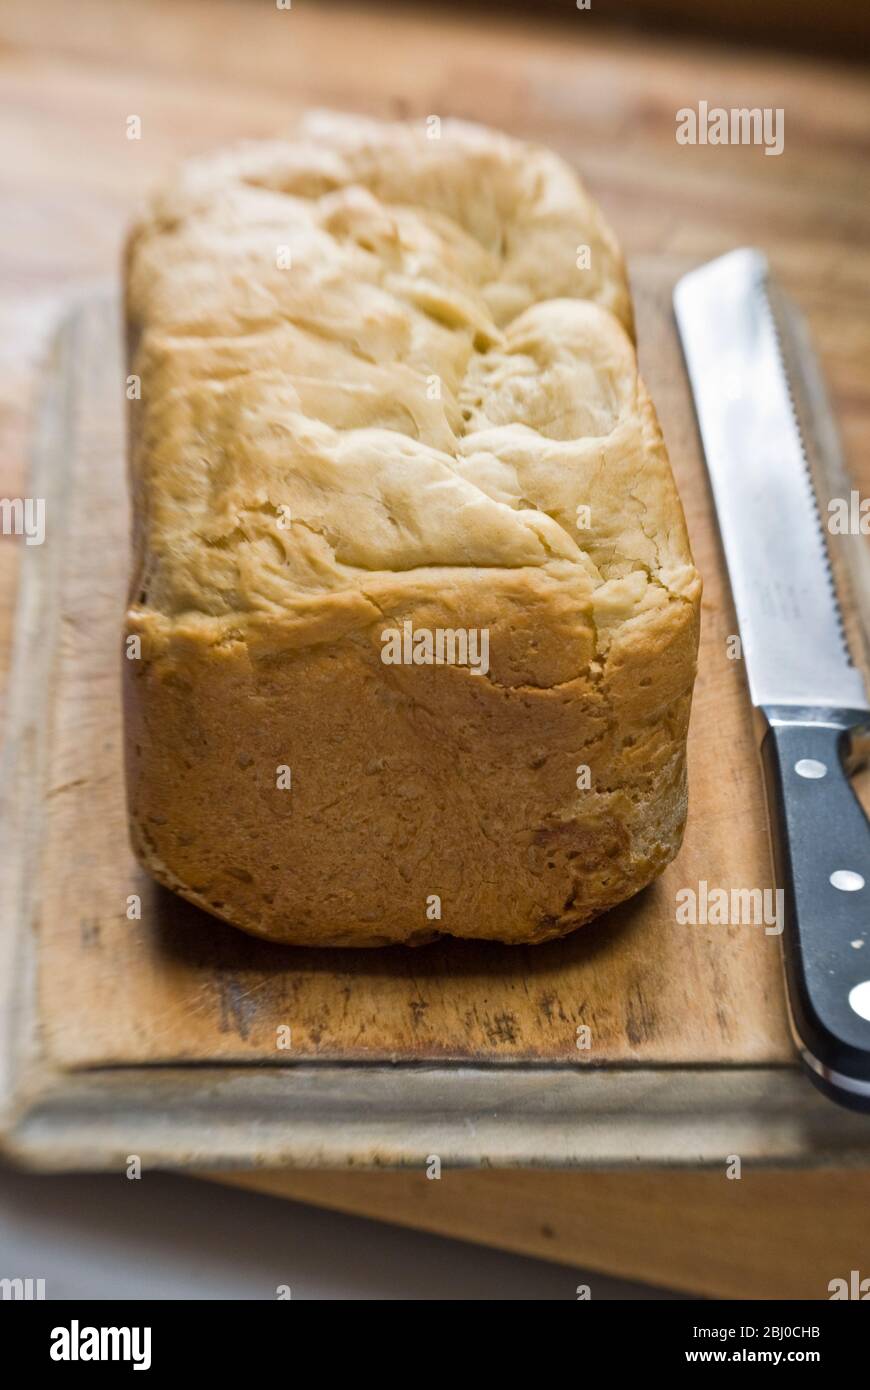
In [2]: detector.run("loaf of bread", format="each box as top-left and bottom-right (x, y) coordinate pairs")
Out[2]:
(123, 112), (701, 947)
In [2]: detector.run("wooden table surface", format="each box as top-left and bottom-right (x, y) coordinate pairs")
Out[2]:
(2, 0), (869, 1297)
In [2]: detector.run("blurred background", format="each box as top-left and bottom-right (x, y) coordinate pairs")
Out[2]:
(1, 0), (868, 1299)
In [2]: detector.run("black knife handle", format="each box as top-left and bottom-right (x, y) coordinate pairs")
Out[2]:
(760, 705), (870, 1108)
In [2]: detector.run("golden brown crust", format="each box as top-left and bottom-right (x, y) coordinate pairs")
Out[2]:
(123, 113), (701, 946)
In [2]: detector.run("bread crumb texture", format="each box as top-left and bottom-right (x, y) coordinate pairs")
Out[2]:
(124, 112), (701, 946)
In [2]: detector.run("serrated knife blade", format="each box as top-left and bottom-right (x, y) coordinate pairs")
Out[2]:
(674, 248), (867, 711)
(675, 249), (870, 1111)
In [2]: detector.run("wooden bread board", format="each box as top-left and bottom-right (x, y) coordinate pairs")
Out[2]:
(3, 258), (870, 1171)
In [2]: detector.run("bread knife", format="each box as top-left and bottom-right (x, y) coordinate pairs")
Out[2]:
(674, 249), (870, 1110)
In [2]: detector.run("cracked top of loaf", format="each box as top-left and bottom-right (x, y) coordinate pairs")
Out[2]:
(125, 112), (699, 651)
